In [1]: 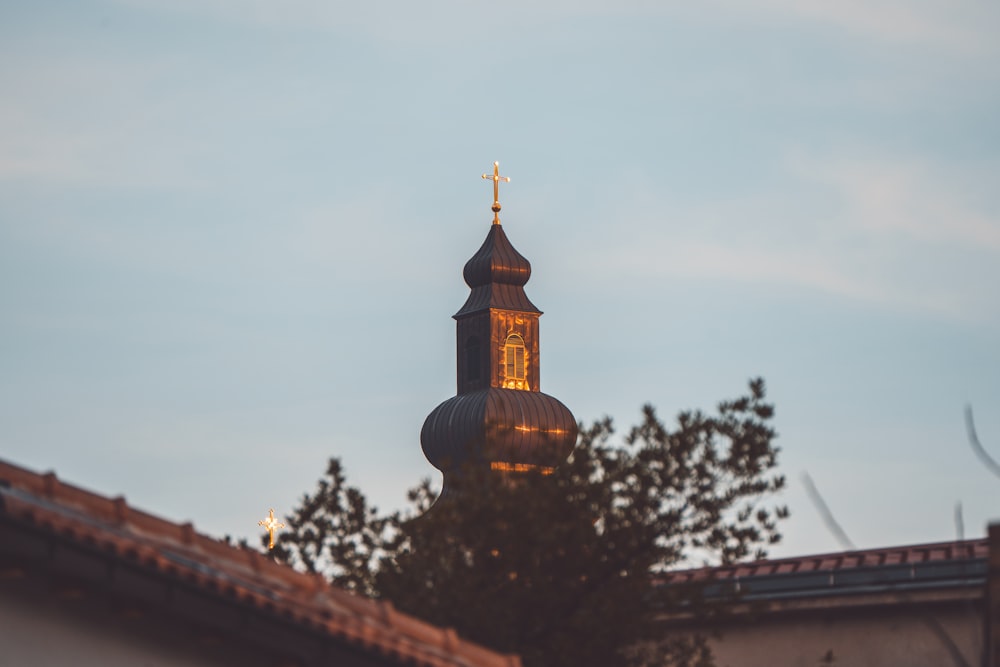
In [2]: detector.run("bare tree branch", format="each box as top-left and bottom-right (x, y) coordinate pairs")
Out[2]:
(964, 405), (1000, 479)
(954, 502), (964, 541)
(801, 470), (972, 667)
(917, 616), (972, 667)
(801, 472), (856, 551)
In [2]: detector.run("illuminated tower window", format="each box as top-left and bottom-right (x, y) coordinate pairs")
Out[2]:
(504, 334), (526, 389)
(465, 336), (481, 382)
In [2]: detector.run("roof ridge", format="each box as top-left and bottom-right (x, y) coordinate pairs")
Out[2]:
(662, 536), (988, 585)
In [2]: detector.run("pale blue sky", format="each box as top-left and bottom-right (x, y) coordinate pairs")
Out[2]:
(1, 0), (998, 560)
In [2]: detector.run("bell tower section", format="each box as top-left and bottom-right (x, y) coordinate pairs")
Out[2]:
(453, 232), (542, 394)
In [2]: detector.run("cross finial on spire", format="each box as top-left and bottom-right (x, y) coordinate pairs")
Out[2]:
(481, 161), (510, 225)
(258, 508), (285, 550)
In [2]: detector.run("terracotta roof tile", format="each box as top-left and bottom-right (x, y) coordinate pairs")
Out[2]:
(0, 459), (520, 667)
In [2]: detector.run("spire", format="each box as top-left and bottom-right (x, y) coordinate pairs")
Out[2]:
(420, 163), (577, 494)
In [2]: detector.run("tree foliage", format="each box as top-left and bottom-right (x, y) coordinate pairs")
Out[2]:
(268, 458), (395, 596)
(269, 378), (787, 667)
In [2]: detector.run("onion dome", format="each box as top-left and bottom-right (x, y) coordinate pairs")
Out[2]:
(455, 223), (540, 317)
(421, 388), (578, 474)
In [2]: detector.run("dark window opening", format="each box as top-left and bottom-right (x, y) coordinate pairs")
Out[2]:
(465, 336), (481, 382)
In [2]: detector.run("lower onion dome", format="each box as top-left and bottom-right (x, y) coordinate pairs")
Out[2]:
(421, 388), (578, 473)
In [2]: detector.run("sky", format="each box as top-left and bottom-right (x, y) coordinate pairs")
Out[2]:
(1, 0), (998, 562)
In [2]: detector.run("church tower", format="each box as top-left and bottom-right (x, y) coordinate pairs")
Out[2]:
(421, 163), (578, 493)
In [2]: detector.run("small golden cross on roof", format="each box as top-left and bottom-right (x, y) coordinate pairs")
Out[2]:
(482, 161), (510, 225)
(258, 508), (285, 550)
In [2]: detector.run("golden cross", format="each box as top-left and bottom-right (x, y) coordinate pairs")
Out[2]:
(481, 161), (510, 225)
(258, 508), (285, 550)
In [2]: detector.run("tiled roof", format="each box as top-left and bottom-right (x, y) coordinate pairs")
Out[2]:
(0, 459), (520, 667)
(668, 539), (988, 582)
(663, 539), (988, 602)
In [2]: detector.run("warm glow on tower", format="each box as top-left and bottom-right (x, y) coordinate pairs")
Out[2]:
(420, 162), (577, 493)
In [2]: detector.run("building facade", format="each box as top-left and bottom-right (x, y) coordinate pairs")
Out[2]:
(660, 537), (993, 667)
(0, 459), (521, 667)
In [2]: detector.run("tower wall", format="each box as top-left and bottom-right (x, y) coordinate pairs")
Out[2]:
(456, 310), (540, 394)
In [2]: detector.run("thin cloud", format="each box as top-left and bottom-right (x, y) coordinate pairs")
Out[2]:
(0, 54), (209, 189)
(742, 0), (996, 52)
(794, 153), (1000, 252)
(584, 150), (999, 325)
(608, 239), (964, 319)
(109, 0), (999, 54)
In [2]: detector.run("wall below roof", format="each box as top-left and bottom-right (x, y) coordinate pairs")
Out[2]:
(668, 598), (983, 667)
(0, 573), (272, 667)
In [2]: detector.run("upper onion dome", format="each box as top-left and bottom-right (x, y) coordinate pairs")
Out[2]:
(455, 224), (540, 317)
(463, 223), (532, 288)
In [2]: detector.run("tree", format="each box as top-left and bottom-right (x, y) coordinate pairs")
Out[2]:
(269, 378), (787, 667)
(268, 458), (395, 597)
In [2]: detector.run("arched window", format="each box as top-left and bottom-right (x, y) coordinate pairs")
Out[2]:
(465, 336), (481, 382)
(504, 334), (526, 389)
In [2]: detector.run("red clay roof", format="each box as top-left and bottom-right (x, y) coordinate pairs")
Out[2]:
(665, 538), (988, 585)
(0, 459), (520, 667)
